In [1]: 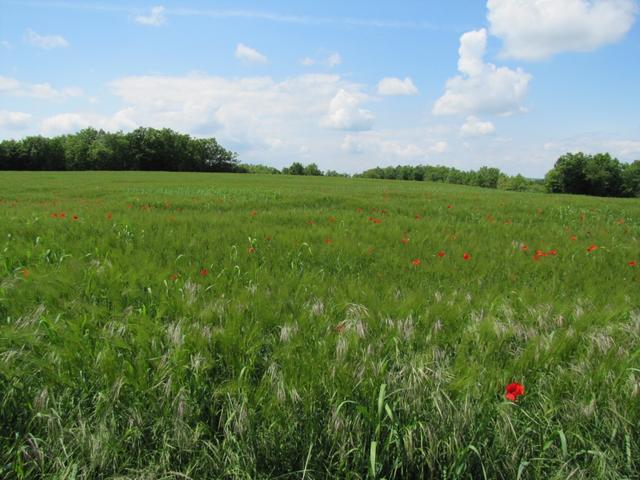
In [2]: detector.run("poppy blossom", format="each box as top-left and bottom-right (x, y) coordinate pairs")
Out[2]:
(411, 258), (421, 267)
(371, 218), (382, 224)
(505, 382), (525, 402)
(59, 212), (66, 219)
(415, 214), (422, 220)
(587, 244), (598, 253)
(324, 238), (333, 245)
(520, 245), (529, 252)
(72, 215), (79, 221)
(199, 268), (209, 277)
(380, 209), (388, 215)
(250, 210), (257, 217)
(617, 218), (625, 225)
(50, 213), (58, 218)
(629, 261), (638, 267)
(22, 268), (30, 279)
(401, 237), (409, 245)
(447, 205), (453, 209)
(570, 235), (577, 241)
(169, 274), (178, 281)
(248, 247), (256, 254)
(437, 250), (446, 257)
(106, 213), (112, 220)
(463, 253), (471, 260)
(547, 249), (557, 256)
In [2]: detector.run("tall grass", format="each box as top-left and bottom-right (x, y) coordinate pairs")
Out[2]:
(1, 171), (639, 479)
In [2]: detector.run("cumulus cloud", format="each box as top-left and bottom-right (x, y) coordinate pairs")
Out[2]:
(134, 6), (167, 26)
(488, 0), (638, 60)
(341, 132), (448, 160)
(433, 28), (531, 116)
(376, 77), (418, 96)
(25, 29), (69, 49)
(0, 110), (32, 130)
(326, 53), (342, 67)
(321, 89), (374, 131)
(0, 75), (84, 100)
(460, 115), (496, 136)
(300, 57), (315, 66)
(235, 43), (268, 64)
(40, 109), (137, 135)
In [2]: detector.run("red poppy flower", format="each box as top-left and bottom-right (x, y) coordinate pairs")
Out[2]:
(415, 214), (422, 220)
(22, 268), (30, 279)
(437, 250), (446, 257)
(570, 235), (577, 241)
(307, 220), (316, 225)
(629, 261), (638, 267)
(59, 212), (66, 219)
(50, 213), (58, 218)
(72, 215), (79, 221)
(411, 258), (421, 266)
(324, 238), (333, 245)
(520, 245), (528, 252)
(505, 382), (525, 401)
(401, 237), (409, 245)
(250, 210), (257, 217)
(381, 209), (388, 215)
(447, 205), (453, 209)
(199, 268), (208, 277)
(169, 273), (178, 281)
(463, 253), (471, 260)
(248, 247), (256, 254)
(547, 249), (557, 256)
(106, 213), (112, 220)
(587, 244), (598, 253)
(617, 218), (625, 225)
(371, 218), (382, 224)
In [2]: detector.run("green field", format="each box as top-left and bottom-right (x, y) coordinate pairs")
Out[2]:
(1, 171), (639, 479)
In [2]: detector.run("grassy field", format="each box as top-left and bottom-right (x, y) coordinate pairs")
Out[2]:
(1, 171), (639, 479)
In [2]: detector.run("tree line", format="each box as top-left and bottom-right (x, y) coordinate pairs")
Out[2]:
(0, 127), (239, 172)
(1, 128), (639, 197)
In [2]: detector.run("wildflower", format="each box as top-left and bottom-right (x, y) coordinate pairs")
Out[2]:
(520, 245), (529, 252)
(547, 249), (558, 256)
(587, 244), (598, 253)
(570, 235), (577, 241)
(617, 218), (625, 225)
(505, 382), (525, 402)
(415, 214), (422, 220)
(106, 212), (112, 220)
(401, 237), (409, 245)
(533, 250), (546, 261)
(335, 323), (345, 334)
(463, 252), (471, 260)
(169, 273), (178, 281)
(437, 250), (446, 257)
(59, 212), (66, 219)
(250, 210), (257, 217)
(629, 261), (638, 267)
(371, 218), (382, 224)
(248, 247), (256, 254)
(307, 220), (316, 225)
(328, 216), (336, 223)
(22, 268), (30, 279)
(50, 213), (58, 218)
(72, 214), (79, 221)
(324, 238), (333, 245)
(199, 268), (208, 277)
(447, 205), (453, 209)
(411, 258), (421, 267)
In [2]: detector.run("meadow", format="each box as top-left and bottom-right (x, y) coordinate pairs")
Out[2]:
(1, 171), (639, 479)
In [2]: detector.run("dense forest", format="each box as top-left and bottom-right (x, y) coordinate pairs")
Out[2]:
(1, 128), (639, 197)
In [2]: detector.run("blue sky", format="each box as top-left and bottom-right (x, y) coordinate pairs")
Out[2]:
(1, 0), (639, 176)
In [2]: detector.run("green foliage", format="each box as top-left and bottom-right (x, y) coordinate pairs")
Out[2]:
(1, 172), (639, 479)
(0, 127), (239, 172)
(545, 152), (632, 197)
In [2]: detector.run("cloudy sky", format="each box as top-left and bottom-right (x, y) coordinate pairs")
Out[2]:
(1, 0), (639, 176)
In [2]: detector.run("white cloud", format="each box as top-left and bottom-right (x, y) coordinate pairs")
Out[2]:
(341, 131), (449, 161)
(321, 89), (374, 131)
(0, 111), (32, 130)
(40, 110), (137, 135)
(0, 75), (84, 100)
(460, 115), (496, 136)
(429, 141), (448, 153)
(326, 53), (342, 67)
(25, 29), (69, 49)
(376, 77), (418, 96)
(235, 43), (268, 64)
(488, 0), (638, 60)
(300, 57), (315, 66)
(433, 28), (531, 116)
(134, 6), (167, 26)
